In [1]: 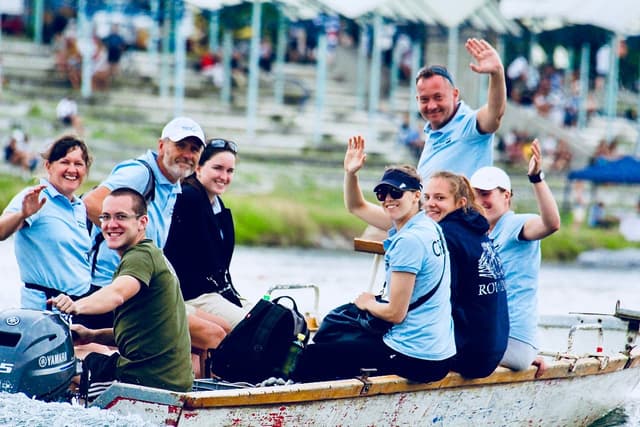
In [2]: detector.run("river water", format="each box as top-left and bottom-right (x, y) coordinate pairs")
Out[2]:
(0, 239), (638, 426)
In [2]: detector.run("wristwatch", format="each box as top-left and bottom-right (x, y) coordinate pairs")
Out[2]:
(528, 171), (545, 184)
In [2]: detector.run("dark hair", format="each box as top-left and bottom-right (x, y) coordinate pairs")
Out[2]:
(109, 187), (147, 216)
(430, 171), (485, 216)
(42, 135), (92, 168)
(415, 65), (455, 86)
(199, 138), (238, 166)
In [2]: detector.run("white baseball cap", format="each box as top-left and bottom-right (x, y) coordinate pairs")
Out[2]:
(470, 166), (512, 192)
(161, 117), (205, 146)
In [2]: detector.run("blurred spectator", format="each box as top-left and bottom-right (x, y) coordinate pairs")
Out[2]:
(533, 77), (565, 127)
(43, 10), (70, 44)
(60, 36), (82, 90)
(551, 139), (572, 172)
(624, 108), (637, 121)
(91, 35), (111, 91)
(590, 139), (611, 165)
(607, 138), (621, 160)
(396, 34), (413, 82)
(286, 23), (308, 63)
(397, 112), (423, 161)
(589, 137), (621, 165)
(506, 56), (536, 105)
(102, 24), (127, 79)
(4, 129), (38, 173)
(571, 181), (587, 231)
(596, 44), (610, 79)
(562, 72), (599, 127)
(230, 49), (248, 88)
(588, 201), (618, 229)
(563, 74), (580, 127)
(56, 95), (84, 136)
(500, 129), (531, 165)
(259, 37), (274, 73)
(200, 50), (223, 88)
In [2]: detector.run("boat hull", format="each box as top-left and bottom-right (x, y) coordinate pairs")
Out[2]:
(94, 352), (640, 426)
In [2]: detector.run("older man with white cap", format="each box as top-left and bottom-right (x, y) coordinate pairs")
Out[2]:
(470, 138), (560, 376)
(83, 117), (206, 289)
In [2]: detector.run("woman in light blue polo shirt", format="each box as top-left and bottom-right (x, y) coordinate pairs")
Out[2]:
(294, 135), (455, 383)
(0, 135), (93, 310)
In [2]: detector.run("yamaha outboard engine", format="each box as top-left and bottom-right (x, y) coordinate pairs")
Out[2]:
(0, 308), (76, 401)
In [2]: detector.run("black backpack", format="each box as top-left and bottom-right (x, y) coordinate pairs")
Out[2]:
(211, 296), (309, 384)
(87, 159), (156, 274)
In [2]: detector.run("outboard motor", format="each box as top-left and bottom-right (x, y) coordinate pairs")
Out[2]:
(0, 308), (76, 401)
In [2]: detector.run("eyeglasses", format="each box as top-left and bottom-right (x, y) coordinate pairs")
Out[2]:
(98, 213), (142, 223)
(375, 186), (406, 202)
(207, 139), (238, 154)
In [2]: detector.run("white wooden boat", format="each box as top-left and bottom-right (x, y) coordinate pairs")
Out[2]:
(92, 303), (640, 426)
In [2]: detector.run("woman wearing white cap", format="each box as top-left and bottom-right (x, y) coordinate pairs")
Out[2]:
(294, 135), (455, 383)
(470, 138), (560, 374)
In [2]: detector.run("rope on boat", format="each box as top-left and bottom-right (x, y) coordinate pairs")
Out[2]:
(538, 351), (610, 372)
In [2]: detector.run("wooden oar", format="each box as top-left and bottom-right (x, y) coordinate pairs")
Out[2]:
(353, 238), (384, 255)
(354, 238), (385, 292)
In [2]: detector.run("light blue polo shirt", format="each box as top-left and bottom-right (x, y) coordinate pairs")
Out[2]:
(382, 213), (456, 361)
(4, 179), (92, 309)
(490, 211), (539, 347)
(91, 150), (181, 287)
(417, 101), (494, 180)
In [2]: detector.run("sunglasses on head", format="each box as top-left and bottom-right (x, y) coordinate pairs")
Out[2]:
(207, 138), (238, 154)
(375, 186), (406, 202)
(421, 65), (454, 85)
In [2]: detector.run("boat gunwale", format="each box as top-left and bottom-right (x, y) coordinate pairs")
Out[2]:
(184, 352), (638, 408)
(93, 351), (640, 410)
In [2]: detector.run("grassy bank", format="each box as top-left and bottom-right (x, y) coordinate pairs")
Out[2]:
(542, 227), (639, 261)
(0, 173), (637, 260)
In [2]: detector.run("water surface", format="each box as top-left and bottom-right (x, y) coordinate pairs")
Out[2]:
(0, 241), (638, 426)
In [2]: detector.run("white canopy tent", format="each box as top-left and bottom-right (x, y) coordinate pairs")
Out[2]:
(500, 0), (640, 36)
(0, 0), (23, 14)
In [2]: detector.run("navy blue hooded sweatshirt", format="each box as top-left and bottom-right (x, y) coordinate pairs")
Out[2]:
(438, 208), (509, 379)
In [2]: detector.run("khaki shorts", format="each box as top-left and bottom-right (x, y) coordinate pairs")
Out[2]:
(185, 293), (252, 329)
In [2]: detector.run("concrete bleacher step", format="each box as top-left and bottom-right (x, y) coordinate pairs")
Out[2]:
(0, 37), (410, 163)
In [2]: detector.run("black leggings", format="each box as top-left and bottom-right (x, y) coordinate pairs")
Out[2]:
(292, 337), (452, 383)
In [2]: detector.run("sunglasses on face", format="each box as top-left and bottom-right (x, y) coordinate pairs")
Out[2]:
(207, 138), (238, 154)
(375, 186), (406, 202)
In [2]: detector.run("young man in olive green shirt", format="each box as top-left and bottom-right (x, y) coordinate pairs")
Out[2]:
(50, 187), (192, 397)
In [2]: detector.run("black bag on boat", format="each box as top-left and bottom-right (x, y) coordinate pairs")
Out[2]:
(312, 298), (393, 343)
(313, 273), (445, 344)
(211, 295), (309, 384)
(315, 226), (447, 345)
